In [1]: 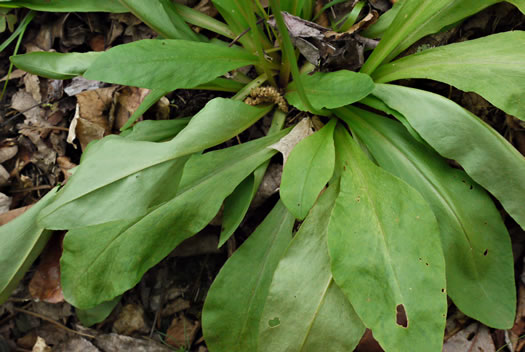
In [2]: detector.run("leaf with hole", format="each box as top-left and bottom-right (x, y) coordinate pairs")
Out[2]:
(328, 126), (447, 352)
(336, 106), (515, 329)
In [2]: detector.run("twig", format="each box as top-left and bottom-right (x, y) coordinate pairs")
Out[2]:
(13, 307), (96, 339)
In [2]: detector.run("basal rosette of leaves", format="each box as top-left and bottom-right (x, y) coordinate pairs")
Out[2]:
(1, 0), (525, 350)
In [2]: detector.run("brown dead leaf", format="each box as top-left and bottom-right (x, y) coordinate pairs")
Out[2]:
(443, 323), (496, 352)
(53, 337), (100, 352)
(114, 87), (150, 130)
(112, 304), (146, 336)
(161, 298), (191, 317)
(24, 74), (42, 103)
(19, 128), (57, 173)
(11, 91), (46, 126)
(0, 143), (18, 163)
(89, 34), (106, 51)
(0, 193), (11, 214)
(29, 234), (65, 303)
(165, 316), (200, 348)
(0, 204), (32, 225)
(96, 333), (172, 352)
(0, 69), (26, 82)
(56, 156), (77, 181)
(73, 87), (117, 150)
(0, 165), (9, 186)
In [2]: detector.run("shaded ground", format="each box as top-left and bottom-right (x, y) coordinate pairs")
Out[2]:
(0, 2), (524, 351)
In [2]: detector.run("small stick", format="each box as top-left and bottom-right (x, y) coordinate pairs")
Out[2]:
(13, 307), (96, 339)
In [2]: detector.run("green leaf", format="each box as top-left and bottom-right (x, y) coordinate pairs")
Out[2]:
(259, 183), (365, 352)
(337, 106), (516, 328)
(202, 201), (294, 352)
(120, 118), (190, 142)
(39, 98), (272, 229)
(382, 0), (525, 64)
(60, 130), (287, 309)
(361, 1), (401, 38)
(119, 0), (201, 41)
(372, 83), (525, 230)
(360, 0), (525, 74)
(0, 188), (58, 304)
(0, 0), (127, 12)
(328, 126), (447, 352)
(373, 31), (525, 122)
(76, 297), (120, 327)
(83, 39), (258, 90)
(10, 51), (102, 79)
(219, 174), (254, 247)
(280, 119), (336, 220)
(285, 70), (374, 112)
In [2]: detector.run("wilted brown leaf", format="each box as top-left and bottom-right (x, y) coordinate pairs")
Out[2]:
(165, 316), (200, 348)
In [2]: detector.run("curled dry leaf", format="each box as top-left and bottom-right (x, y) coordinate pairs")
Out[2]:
(72, 87), (118, 150)
(270, 117), (313, 164)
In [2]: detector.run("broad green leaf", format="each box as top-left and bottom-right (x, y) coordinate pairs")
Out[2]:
(382, 0), (525, 64)
(219, 109), (288, 247)
(83, 40), (258, 90)
(373, 83), (525, 230)
(360, 0), (525, 74)
(285, 70), (374, 112)
(120, 118), (190, 142)
(373, 31), (525, 122)
(0, 188), (58, 304)
(39, 99), (272, 229)
(280, 119), (336, 220)
(0, 0), (127, 12)
(328, 126), (447, 352)
(76, 297), (120, 327)
(337, 106), (516, 328)
(203, 201), (294, 352)
(119, 0), (201, 41)
(219, 174), (254, 247)
(11, 51), (102, 79)
(61, 130), (287, 308)
(259, 184), (365, 352)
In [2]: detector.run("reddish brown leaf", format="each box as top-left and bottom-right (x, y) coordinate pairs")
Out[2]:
(28, 233), (65, 303)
